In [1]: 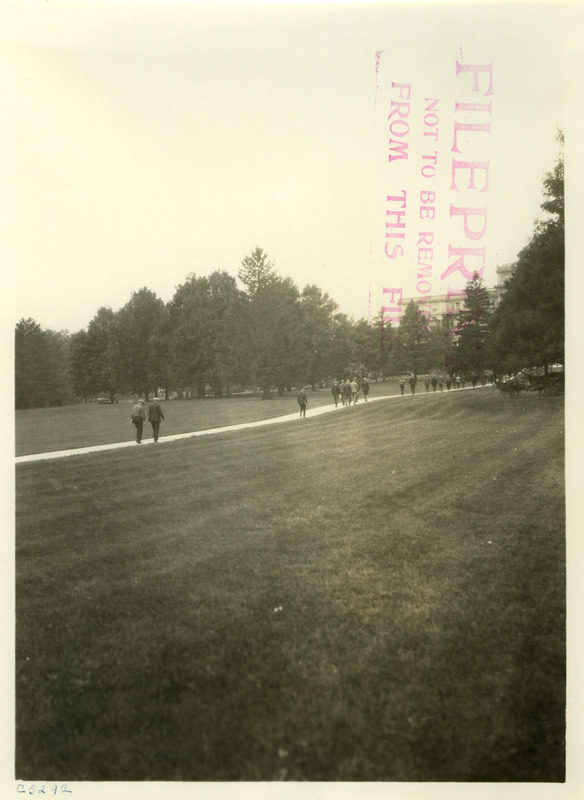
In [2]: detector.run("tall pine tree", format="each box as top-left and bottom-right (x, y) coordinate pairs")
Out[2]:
(455, 273), (492, 378)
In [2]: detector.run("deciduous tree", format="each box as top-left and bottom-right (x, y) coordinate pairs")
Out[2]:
(15, 319), (73, 408)
(116, 289), (167, 399)
(394, 301), (430, 377)
(299, 284), (338, 388)
(489, 139), (564, 375)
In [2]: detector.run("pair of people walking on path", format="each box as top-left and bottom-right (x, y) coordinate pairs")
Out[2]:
(398, 377), (417, 394)
(131, 397), (165, 443)
(340, 380), (352, 405)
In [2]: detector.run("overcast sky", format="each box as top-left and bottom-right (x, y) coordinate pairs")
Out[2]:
(5, 1), (581, 332)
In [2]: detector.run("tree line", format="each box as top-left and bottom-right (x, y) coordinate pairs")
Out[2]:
(15, 143), (563, 409)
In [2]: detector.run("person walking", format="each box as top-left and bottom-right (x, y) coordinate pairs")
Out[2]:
(409, 376), (417, 394)
(424, 377), (430, 393)
(297, 388), (308, 418)
(350, 377), (359, 404)
(343, 380), (352, 406)
(446, 377), (452, 391)
(331, 380), (340, 407)
(456, 375), (462, 390)
(131, 399), (146, 444)
(398, 378), (406, 395)
(431, 376), (437, 392)
(148, 397), (165, 442)
(361, 377), (370, 401)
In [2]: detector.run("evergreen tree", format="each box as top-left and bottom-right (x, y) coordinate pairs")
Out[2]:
(238, 247), (277, 296)
(455, 272), (492, 378)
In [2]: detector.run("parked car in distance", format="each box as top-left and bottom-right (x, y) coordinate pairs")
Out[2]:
(97, 397), (112, 404)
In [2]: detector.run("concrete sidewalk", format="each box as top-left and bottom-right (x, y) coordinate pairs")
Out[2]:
(15, 387), (482, 464)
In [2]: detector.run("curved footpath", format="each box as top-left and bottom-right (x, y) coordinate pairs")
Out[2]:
(15, 386), (485, 465)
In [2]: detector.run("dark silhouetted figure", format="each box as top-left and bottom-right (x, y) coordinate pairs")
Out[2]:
(131, 399), (146, 444)
(297, 388), (308, 418)
(331, 381), (340, 407)
(361, 378), (370, 401)
(148, 397), (165, 442)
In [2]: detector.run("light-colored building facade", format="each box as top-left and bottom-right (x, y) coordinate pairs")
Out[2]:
(494, 262), (516, 297)
(400, 263), (516, 324)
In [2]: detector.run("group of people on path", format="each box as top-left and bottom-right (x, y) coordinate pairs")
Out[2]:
(128, 370), (477, 440)
(131, 397), (165, 443)
(398, 375), (467, 395)
(297, 376), (371, 418)
(331, 377), (369, 408)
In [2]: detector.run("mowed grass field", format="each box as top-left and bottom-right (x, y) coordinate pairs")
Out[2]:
(15, 382), (401, 456)
(15, 389), (565, 781)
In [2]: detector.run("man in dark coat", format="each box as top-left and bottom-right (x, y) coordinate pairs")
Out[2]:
(148, 397), (165, 442)
(131, 399), (146, 444)
(331, 381), (340, 407)
(361, 377), (370, 401)
(297, 388), (308, 418)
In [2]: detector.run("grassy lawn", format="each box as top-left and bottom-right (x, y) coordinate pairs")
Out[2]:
(15, 390), (565, 781)
(15, 381), (403, 456)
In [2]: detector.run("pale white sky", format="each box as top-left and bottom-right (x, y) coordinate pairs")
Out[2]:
(4, 1), (581, 331)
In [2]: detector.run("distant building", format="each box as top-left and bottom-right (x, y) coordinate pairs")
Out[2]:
(399, 263), (516, 324)
(495, 262), (516, 301)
